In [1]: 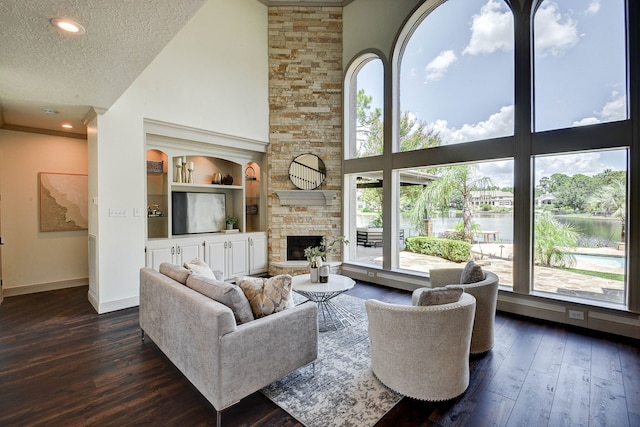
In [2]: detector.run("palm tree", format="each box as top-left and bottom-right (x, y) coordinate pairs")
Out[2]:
(534, 211), (579, 267)
(586, 180), (626, 243)
(412, 164), (494, 242)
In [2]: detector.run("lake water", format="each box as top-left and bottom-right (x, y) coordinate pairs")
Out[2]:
(358, 212), (622, 245)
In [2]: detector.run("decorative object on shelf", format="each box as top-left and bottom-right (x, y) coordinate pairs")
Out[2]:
(147, 204), (163, 217)
(225, 215), (237, 230)
(246, 204), (258, 215)
(245, 166), (256, 181)
(175, 158), (183, 183)
(187, 161), (194, 184)
(289, 153), (326, 190)
(212, 172), (222, 185)
(221, 174), (234, 185)
(319, 265), (330, 283)
(181, 157), (188, 183)
(146, 160), (164, 174)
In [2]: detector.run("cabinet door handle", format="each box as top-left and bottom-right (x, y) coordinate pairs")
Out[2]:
(177, 245), (181, 254)
(171, 246), (175, 255)
(224, 241), (227, 249)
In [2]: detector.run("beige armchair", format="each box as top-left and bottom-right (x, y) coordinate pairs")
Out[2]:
(365, 293), (476, 401)
(414, 268), (499, 354)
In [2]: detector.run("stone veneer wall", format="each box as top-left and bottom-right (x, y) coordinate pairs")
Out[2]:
(267, 6), (343, 276)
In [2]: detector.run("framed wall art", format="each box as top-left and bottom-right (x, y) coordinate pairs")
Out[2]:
(39, 172), (88, 232)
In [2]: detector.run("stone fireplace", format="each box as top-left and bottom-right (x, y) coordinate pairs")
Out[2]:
(267, 6), (343, 276)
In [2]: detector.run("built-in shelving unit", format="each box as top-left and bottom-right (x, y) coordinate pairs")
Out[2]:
(144, 121), (268, 278)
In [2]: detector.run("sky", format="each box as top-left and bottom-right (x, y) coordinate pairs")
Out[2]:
(357, 0), (627, 188)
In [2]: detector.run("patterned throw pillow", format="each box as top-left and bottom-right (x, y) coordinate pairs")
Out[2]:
(417, 286), (464, 306)
(235, 275), (293, 318)
(183, 258), (223, 281)
(460, 260), (484, 284)
(186, 274), (254, 324)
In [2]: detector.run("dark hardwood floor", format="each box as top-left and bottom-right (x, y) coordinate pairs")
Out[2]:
(1, 283), (638, 426)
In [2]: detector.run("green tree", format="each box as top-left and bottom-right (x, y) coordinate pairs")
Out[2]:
(586, 180), (627, 242)
(412, 165), (494, 242)
(356, 90), (440, 218)
(534, 211), (579, 267)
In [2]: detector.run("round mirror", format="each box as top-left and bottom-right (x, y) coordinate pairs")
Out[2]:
(289, 154), (327, 190)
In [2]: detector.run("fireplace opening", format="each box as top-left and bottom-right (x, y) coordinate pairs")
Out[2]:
(287, 235), (323, 261)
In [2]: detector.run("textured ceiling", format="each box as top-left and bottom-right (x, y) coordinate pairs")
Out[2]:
(0, 0), (206, 136)
(0, 0), (350, 138)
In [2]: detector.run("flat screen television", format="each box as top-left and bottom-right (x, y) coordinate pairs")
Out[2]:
(172, 192), (226, 235)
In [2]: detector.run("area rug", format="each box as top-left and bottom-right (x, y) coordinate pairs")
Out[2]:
(261, 294), (402, 427)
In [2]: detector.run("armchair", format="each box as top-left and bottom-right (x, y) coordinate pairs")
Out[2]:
(414, 268), (499, 354)
(365, 293), (476, 401)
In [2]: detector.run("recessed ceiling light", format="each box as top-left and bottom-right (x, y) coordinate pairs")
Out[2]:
(61, 124), (73, 129)
(50, 18), (86, 34)
(43, 108), (59, 115)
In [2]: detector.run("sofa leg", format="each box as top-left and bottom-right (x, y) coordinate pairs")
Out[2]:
(141, 329), (145, 341)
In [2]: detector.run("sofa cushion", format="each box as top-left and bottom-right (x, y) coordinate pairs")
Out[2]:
(183, 258), (223, 281)
(416, 286), (464, 306)
(159, 262), (191, 285)
(235, 275), (293, 318)
(186, 274), (254, 324)
(460, 260), (484, 284)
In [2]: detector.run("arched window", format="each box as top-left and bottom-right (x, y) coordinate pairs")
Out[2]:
(399, 0), (514, 149)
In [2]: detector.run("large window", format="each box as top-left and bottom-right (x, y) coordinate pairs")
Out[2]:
(344, 0), (634, 310)
(399, 0), (514, 149)
(533, 150), (628, 304)
(533, 0), (627, 131)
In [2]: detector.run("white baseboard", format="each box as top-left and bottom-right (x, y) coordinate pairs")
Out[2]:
(3, 278), (88, 297)
(93, 295), (139, 314)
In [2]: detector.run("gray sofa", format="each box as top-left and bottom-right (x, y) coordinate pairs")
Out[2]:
(139, 266), (318, 426)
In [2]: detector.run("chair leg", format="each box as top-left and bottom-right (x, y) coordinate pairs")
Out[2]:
(216, 409), (221, 427)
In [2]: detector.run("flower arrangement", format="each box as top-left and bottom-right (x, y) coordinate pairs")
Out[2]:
(304, 235), (349, 267)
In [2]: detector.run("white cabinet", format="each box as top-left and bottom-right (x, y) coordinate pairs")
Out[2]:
(248, 233), (268, 274)
(146, 239), (204, 270)
(204, 234), (249, 280)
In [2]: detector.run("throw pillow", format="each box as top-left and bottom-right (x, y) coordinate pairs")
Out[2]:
(159, 262), (191, 285)
(417, 286), (464, 306)
(235, 275), (293, 318)
(460, 260), (484, 284)
(186, 274), (254, 324)
(183, 258), (223, 281)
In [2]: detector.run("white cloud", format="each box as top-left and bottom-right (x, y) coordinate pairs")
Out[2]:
(463, 0), (513, 55)
(572, 91), (627, 126)
(534, 2), (580, 56)
(600, 91), (627, 121)
(535, 152), (605, 181)
(424, 50), (458, 83)
(429, 105), (514, 144)
(585, 0), (601, 15)
(572, 117), (600, 127)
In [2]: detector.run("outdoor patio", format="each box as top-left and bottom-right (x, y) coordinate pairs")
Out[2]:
(354, 242), (626, 304)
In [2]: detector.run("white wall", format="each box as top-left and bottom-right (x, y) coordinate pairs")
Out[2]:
(343, 0), (423, 65)
(91, 0), (269, 312)
(0, 129), (88, 294)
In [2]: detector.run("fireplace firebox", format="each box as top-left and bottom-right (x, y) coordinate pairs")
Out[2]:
(287, 235), (323, 261)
